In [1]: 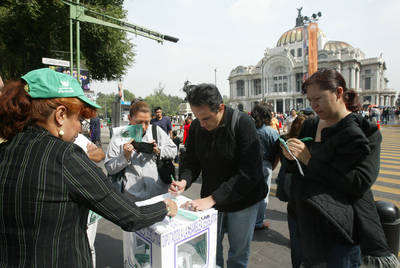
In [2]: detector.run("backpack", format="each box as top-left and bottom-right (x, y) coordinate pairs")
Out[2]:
(231, 109), (241, 137)
(152, 125), (176, 184)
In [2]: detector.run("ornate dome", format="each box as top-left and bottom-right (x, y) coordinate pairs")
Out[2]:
(276, 26), (326, 47)
(323, 41), (353, 51)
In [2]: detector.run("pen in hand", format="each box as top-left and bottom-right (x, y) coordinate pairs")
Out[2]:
(170, 174), (178, 192)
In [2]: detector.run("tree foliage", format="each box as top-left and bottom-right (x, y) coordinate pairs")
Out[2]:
(123, 89), (135, 103)
(95, 92), (116, 119)
(0, 0), (134, 81)
(96, 87), (183, 119)
(144, 84), (184, 116)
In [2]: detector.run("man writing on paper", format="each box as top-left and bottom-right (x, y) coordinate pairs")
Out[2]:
(169, 84), (266, 268)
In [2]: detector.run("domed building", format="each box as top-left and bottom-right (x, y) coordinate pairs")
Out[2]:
(228, 9), (396, 113)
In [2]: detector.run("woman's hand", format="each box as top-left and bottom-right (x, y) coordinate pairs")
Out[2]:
(286, 138), (311, 165)
(164, 199), (178, 217)
(86, 142), (97, 153)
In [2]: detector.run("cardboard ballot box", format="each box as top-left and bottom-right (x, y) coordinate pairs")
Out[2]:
(124, 194), (218, 268)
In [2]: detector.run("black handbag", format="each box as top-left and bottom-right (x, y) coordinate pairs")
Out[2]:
(152, 125), (175, 184)
(107, 168), (127, 193)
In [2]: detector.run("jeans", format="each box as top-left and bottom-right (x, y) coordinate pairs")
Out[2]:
(326, 244), (361, 268)
(216, 202), (258, 268)
(255, 161), (272, 228)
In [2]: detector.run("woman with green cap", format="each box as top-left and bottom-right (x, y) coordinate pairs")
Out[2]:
(0, 68), (177, 267)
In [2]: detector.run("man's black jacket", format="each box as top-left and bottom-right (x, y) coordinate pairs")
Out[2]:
(180, 107), (267, 212)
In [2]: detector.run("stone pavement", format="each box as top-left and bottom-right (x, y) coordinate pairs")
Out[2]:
(95, 126), (292, 268)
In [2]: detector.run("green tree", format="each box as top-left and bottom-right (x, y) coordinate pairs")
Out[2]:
(0, 0), (134, 81)
(223, 95), (231, 106)
(95, 92), (115, 119)
(144, 84), (184, 116)
(123, 89), (135, 103)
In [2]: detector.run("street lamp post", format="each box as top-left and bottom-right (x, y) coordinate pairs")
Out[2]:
(214, 68), (217, 86)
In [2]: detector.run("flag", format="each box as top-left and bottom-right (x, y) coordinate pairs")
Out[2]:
(302, 25), (308, 82)
(308, 22), (318, 76)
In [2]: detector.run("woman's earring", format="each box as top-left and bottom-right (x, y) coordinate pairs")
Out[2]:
(59, 129), (65, 137)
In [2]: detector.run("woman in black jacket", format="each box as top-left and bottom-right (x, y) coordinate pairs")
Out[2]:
(281, 69), (398, 268)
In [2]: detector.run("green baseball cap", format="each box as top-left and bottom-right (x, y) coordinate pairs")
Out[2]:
(22, 68), (101, 109)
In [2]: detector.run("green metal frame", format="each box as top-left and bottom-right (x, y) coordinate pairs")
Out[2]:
(62, 0), (179, 81)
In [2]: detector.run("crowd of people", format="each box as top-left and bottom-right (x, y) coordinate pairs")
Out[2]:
(0, 68), (399, 268)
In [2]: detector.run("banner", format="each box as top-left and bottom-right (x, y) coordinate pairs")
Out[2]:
(308, 22), (318, 76)
(302, 26), (308, 81)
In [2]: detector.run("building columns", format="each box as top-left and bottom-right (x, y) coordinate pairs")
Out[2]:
(350, 67), (356, 89)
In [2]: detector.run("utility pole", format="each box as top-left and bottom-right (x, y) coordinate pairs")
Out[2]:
(214, 68), (217, 86)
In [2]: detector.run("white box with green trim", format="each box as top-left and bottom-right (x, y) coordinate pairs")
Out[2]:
(124, 193), (218, 268)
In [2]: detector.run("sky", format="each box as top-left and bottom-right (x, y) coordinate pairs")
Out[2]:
(91, 0), (400, 100)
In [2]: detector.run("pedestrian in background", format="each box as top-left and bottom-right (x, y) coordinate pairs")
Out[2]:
(182, 116), (192, 145)
(251, 103), (280, 230)
(89, 115), (102, 147)
(150, 106), (172, 137)
(270, 111), (281, 134)
(284, 108), (297, 133)
(172, 130), (181, 163)
(282, 69), (398, 267)
(0, 68), (177, 267)
(169, 83), (266, 268)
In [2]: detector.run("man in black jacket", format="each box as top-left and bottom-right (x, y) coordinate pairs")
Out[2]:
(169, 84), (266, 268)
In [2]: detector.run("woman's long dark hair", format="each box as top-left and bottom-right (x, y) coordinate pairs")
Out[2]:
(251, 103), (272, 129)
(302, 69), (361, 112)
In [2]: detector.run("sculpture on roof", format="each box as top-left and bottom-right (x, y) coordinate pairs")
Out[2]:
(296, 7), (304, 27)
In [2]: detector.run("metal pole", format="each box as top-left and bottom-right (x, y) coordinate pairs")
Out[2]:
(105, 101), (107, 119)
(70, 14), (73, 76)
(214, 68), (217, 86)
(76, 0), (81, 83)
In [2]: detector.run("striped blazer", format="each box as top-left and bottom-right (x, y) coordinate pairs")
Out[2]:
(0, 126), (167, 267)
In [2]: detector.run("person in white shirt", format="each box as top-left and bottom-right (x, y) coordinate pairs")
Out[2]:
(284, 109), (298, 133)
(104, 101), (177, 265)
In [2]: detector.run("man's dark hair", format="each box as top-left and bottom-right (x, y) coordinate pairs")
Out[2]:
(183, 83), (223, 112)
(172, 130), (177, 136)
(154, 107), (162, 112)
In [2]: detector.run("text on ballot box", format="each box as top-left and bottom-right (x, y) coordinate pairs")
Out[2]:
(125, 194), (218, 268)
